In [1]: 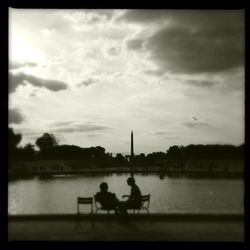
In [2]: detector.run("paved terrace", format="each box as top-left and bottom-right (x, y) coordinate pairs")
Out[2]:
(9, 214), (244, 241)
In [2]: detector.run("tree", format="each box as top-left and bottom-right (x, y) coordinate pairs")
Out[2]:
(35, 133), (59, 151)
(20, 143), (36, 160)
(167, 146), (184, 160)
(9, 128), (22, 162)
(9, 128), (22, 151)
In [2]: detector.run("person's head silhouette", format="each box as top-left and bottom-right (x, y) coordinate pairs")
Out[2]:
(127, 177), (135, 186)
(100, 182), (108, 192)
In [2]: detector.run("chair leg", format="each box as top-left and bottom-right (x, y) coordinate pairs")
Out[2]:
(75, 213), (79, 230)
(76, 212), (81, 229)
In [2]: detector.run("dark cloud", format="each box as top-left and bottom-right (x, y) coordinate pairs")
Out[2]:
(52, 123), (112, 133)
(9, 72), (68, 93)
(118, 10), (243, 29)
(154, 131), (172, 136)
(182, 121), (212, 129)
(88, 16), (101, 24)
(144, 69), (166, 76)
(52, 121), (75, 127)
(117, 9), (169, 23)
(86, 134), (99, 138)
(15, 129), (42, 137)
(9, 108), (25, 124)
(126, 38), (144, 50)
(164, 136), (180, 140)
(154, 131), (179, 139)
(121, 10), (244, 74)
(184, 79), (218, 88)
(9, 61), (38, 70)
(85, 9), (115, 21)
(77, 77), (97, 87)
(108, 46), (121, 56)
(147, 24), (244, 74)
(113, 72), (123, 78)
(29, 92), (36, 97)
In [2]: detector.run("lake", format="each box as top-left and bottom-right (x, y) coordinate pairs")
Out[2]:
(8, 173), (244, 215)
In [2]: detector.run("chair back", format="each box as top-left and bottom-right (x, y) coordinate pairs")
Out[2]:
(77, 197), (93, 204)
(141, 194), (150, 208)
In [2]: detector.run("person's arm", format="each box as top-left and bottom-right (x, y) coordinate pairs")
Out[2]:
(122, 189), (132, 200)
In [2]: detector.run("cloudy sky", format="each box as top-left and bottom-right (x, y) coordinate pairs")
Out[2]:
(9, 9), (244, 154)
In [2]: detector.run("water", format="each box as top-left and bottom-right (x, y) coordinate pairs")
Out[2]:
(8, 173), (244, 215)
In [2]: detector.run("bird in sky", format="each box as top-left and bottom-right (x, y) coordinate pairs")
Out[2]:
(192, 117), (198, 121)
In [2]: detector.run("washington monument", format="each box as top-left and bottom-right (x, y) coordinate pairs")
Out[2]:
(131, 130), (134, 160)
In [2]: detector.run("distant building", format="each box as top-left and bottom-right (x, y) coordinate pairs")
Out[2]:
(24, 161), (72, 174)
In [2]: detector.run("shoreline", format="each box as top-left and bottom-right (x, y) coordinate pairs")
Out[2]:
(9, 169), (244, 179)
(9, 213), (244, 220)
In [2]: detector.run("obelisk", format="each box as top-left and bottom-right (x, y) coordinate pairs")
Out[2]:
(131, 130), (134, 159)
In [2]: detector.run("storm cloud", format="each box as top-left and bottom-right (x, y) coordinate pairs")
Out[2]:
(9, 108), (25, 124)
(182, 121), (213, 129)
(117, 9), (170, 23)
(184, 79), (218, 88)
(126, 38), (144, 50)
(147, 25), (244, 74)
(77, 77), (97, 87)
(120, 10), (244, 74)
(9, 61), (38, 69)
(9, 72), (68, 93)
(52, 123), (112, 133)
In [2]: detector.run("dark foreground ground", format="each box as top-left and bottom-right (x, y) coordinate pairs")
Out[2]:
(9, 214), (244, 241)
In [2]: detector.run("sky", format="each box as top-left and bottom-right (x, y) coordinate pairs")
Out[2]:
(9, 9), (245, 154)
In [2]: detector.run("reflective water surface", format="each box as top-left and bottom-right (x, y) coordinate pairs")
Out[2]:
(8, 173), (244, 214)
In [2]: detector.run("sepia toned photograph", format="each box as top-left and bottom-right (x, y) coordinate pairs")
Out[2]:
(8, 9), (244, 241)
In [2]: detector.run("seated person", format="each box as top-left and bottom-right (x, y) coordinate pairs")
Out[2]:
(95, 182), (119, 213)
(119, 177), (142, 214)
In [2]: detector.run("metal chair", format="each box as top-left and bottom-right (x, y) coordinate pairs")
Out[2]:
(140, 194), (150, 214)
(75, 197), (94, 230)
(123, 194), (151, 214)
(77, 197), (93, 215)
(94, 194), (115, 214)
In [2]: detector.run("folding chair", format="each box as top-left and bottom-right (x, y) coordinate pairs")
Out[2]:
(94, 194), (115, 214)
(76, 197), (94, 230)
(128, 194), (151, 214)
(77, 197), (93, 214)
(140, 194), (150, 214)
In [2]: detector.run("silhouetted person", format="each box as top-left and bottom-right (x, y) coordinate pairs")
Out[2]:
(119, 177), (142, 215)
(95, 182), (119, 214)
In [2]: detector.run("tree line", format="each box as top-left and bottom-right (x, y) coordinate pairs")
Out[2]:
(9, 128), (244, 167)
